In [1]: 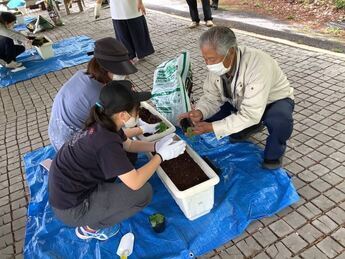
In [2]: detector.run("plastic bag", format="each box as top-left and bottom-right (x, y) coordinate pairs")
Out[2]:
(151, 51), (193, 126)
(26, 15), (54, 34)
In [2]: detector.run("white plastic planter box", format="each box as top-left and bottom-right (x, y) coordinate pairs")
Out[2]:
(148, 135), (220, 220)
(35, 37), (54, 60)
(138, 101), (176, 142)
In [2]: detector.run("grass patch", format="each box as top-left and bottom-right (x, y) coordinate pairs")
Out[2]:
(326, 27), (342, 36)
(287, 15), (295, 20)
(334, 0), (345, 9)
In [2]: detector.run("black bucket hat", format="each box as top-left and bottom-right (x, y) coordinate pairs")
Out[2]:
(97, 80), (151, 114)
(94, 37), (138, 75)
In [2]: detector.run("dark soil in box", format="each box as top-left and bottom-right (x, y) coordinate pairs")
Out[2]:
(161, 152), (209, 191)
(139, 107), (162, 124)
(32, 37), (49, 47)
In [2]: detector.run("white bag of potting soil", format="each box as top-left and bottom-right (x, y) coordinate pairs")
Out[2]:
(151, 51), (193, 126)
(26, 15), (54, 34)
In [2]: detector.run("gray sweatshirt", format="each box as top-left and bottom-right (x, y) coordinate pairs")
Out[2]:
(0, 23), (27, 42)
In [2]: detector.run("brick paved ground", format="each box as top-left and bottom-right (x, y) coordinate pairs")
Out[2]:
(0, 2), (345, 258)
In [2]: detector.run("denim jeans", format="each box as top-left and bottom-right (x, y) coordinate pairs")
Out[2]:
(206, 98), (295, 160)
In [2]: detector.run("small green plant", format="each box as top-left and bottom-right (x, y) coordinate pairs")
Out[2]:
(334, 0), (345, 9)
(149, 213), (165, 233)
(254, 2), (263, 8)
(326, 27), (342, 36)
(287, 15), (295, 20)
(156, 122), (168, 133)
(331, 48), (344, 53)
(186, 127), (195, 138)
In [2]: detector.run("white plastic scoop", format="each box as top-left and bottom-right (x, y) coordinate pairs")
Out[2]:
(116, 232), (134, 259)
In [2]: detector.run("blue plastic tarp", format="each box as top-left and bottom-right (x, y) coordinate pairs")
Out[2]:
(13, 16), (36, 32)
(23, 130), (299, 259)
(7, 0), (25, 9)
(0, 35), (94, 88)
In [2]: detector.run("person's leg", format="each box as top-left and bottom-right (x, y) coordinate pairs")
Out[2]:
(186, 0), (200, 23)
(205, 102), (264, 141)
(126, 16), (155, 59)
(112, 19), (136, 59)
(52, 182), (152, 229)
(211, 0), (218, 9)
(13, 45), (25, 59)
(94, 0), (102, 19)
(0, 37), (18, 64)
(262, 98), (294, 168)
(200, 0), (213, 21)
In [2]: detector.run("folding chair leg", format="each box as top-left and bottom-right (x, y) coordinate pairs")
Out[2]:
(77, 0), (83, 12)
(64, 0), (70, 14)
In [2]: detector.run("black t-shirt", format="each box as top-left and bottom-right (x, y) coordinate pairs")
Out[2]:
(48, 123), (134, 209)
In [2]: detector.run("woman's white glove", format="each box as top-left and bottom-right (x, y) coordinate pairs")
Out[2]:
(155, 134), (186, 161)
(138, 118), (160, 134)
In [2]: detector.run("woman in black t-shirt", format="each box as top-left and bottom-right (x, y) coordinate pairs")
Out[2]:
(48, 80), (186, 241)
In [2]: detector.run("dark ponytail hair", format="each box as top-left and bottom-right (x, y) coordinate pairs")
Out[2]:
(0, 12), (17, 25)
(85, 102), (140, 132)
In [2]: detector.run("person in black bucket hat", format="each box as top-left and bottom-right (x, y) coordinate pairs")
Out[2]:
(48, 80), (186, 241)
(93, 37), (137, 76)
(48, 37), (157, 154)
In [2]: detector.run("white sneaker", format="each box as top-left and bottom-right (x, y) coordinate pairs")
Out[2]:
(206, 20), (214, 27)
(5, 61), (22, 69)
(188, 21), (199, 28)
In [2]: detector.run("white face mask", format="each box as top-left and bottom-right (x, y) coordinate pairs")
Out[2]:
(123, 113), (138, 128)
(113, 74), (127, 80)
(206, 49), (231, 76)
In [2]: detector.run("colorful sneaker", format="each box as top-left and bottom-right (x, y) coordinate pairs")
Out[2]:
(75, 224), (120, 241)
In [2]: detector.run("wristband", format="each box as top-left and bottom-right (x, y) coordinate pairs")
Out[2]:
(156, 153), (163, 162)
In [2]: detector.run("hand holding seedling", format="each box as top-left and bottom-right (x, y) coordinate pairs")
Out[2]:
(192, 121), (214, 135)
(137, 119), (159, 134)
(179, 109), (203, 124)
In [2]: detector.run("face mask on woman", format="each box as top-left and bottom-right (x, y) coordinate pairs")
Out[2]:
(123, 112), (138, 128)
(206, 48), (231, 76)
(113, 74), (127, 80)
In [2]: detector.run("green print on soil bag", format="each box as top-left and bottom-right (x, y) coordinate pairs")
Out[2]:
(151, 51), (192, 126)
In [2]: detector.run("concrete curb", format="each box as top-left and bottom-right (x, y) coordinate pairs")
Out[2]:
(147, 5), (345, 57)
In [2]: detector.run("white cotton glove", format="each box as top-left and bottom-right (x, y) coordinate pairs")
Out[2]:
(138, 118), (160, 134)
(155, 134), (186, 161)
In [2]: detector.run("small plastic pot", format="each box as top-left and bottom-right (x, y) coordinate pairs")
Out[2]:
(149, 213), (166, 233)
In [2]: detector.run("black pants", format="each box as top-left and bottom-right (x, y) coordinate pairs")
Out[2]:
(0, 36), (25, 64)
(186, 0), (213, 22)
(206, 98), (294, 160)
(52, 182), (152, 229)
(112, 15), (155, 60)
